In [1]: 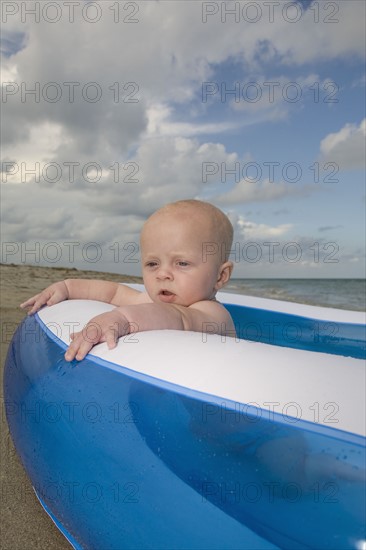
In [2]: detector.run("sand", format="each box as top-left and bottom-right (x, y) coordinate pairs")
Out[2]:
(0, 264), (142, 549)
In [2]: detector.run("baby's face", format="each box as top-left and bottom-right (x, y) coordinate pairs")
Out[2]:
(141, 211), (224, 306)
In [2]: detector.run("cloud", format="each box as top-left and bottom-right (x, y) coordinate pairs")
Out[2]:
(320, 119), (366, 170)
(2, 1), (364, 140)
(1, 0), (364, 276)
(263, 2), (365, 65)
(236, 219), (292, 240)
(2, 1), (364, 159)
(229, 73), (321, 114)
(213, 178), (315, 205)
(146, 103), (237, 138)
(318, 225), (343, 232)
(1, 135), (238, 241)
(0, 31), (27, 57)
(225, 211), (292, 240)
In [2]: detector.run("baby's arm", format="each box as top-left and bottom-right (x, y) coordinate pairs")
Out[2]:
(65, 300), (235, 361)
(20, 279), (146, 315)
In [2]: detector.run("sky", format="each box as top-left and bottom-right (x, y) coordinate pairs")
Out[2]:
(1, 0), (365, 278)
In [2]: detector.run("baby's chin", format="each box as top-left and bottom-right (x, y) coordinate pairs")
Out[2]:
(152, 293), (216, 307)
(149, 294), (191, 307)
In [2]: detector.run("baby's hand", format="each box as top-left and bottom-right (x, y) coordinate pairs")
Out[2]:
(65, 309), (131, 362)
(20, 281), (69, 315)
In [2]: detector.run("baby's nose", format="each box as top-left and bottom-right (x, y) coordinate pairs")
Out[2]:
(156, 266), (173, 279)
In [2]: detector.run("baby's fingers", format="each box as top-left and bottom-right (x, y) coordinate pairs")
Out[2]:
(65, 333), (93, 362)
(20, 282), (68, 315)
(66, 312), (127, 362)
(20, 295), (46, 315)
(20, 296), (35, 309)
(105, 329), (118, 350)
(66, 323), (103, 361)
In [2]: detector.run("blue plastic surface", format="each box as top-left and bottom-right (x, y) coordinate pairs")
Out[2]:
(224, 302), (366, 359)
(4, 311), (366, 550)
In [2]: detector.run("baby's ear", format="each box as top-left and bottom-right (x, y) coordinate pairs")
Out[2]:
(215, 261), (233, 290)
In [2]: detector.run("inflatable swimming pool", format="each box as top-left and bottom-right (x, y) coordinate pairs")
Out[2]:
(4, 285), (366, 550)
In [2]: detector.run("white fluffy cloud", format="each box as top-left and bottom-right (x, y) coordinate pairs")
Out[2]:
(233, 215), (292, 239)
(213, 178), (315, 205)
(1, 135), (238, 243)
(1, 0), (365, 275)
(320, 119), (366, 170)
(2, 0), (364, 156)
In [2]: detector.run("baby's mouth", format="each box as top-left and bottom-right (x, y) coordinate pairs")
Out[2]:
(160, 290), (174, 296)
(158, 290), (176, 302)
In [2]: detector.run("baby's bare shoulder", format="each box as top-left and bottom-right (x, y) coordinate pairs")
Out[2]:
(188, 300), (235, 336)
(189, 299), (235, 329)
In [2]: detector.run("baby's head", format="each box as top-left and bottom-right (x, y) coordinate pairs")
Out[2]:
(140, 200), (234, 306)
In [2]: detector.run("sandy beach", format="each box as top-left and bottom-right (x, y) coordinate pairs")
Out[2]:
(0, 264), (142, 550)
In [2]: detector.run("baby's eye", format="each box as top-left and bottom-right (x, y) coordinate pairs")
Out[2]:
(145, 261), (158, 268)
(177, 261), (189, 267)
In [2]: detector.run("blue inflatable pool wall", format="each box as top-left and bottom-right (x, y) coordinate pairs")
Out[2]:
(4, 297), (366, 550)
(225, 302), (365, 359)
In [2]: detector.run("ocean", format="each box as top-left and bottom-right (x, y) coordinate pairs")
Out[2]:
(222, 279), (366, 312)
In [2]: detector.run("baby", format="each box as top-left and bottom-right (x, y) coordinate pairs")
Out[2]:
(21, 200), (235, 362)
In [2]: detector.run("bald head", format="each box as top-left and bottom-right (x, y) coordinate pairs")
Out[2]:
(141, 200), (233, 262)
